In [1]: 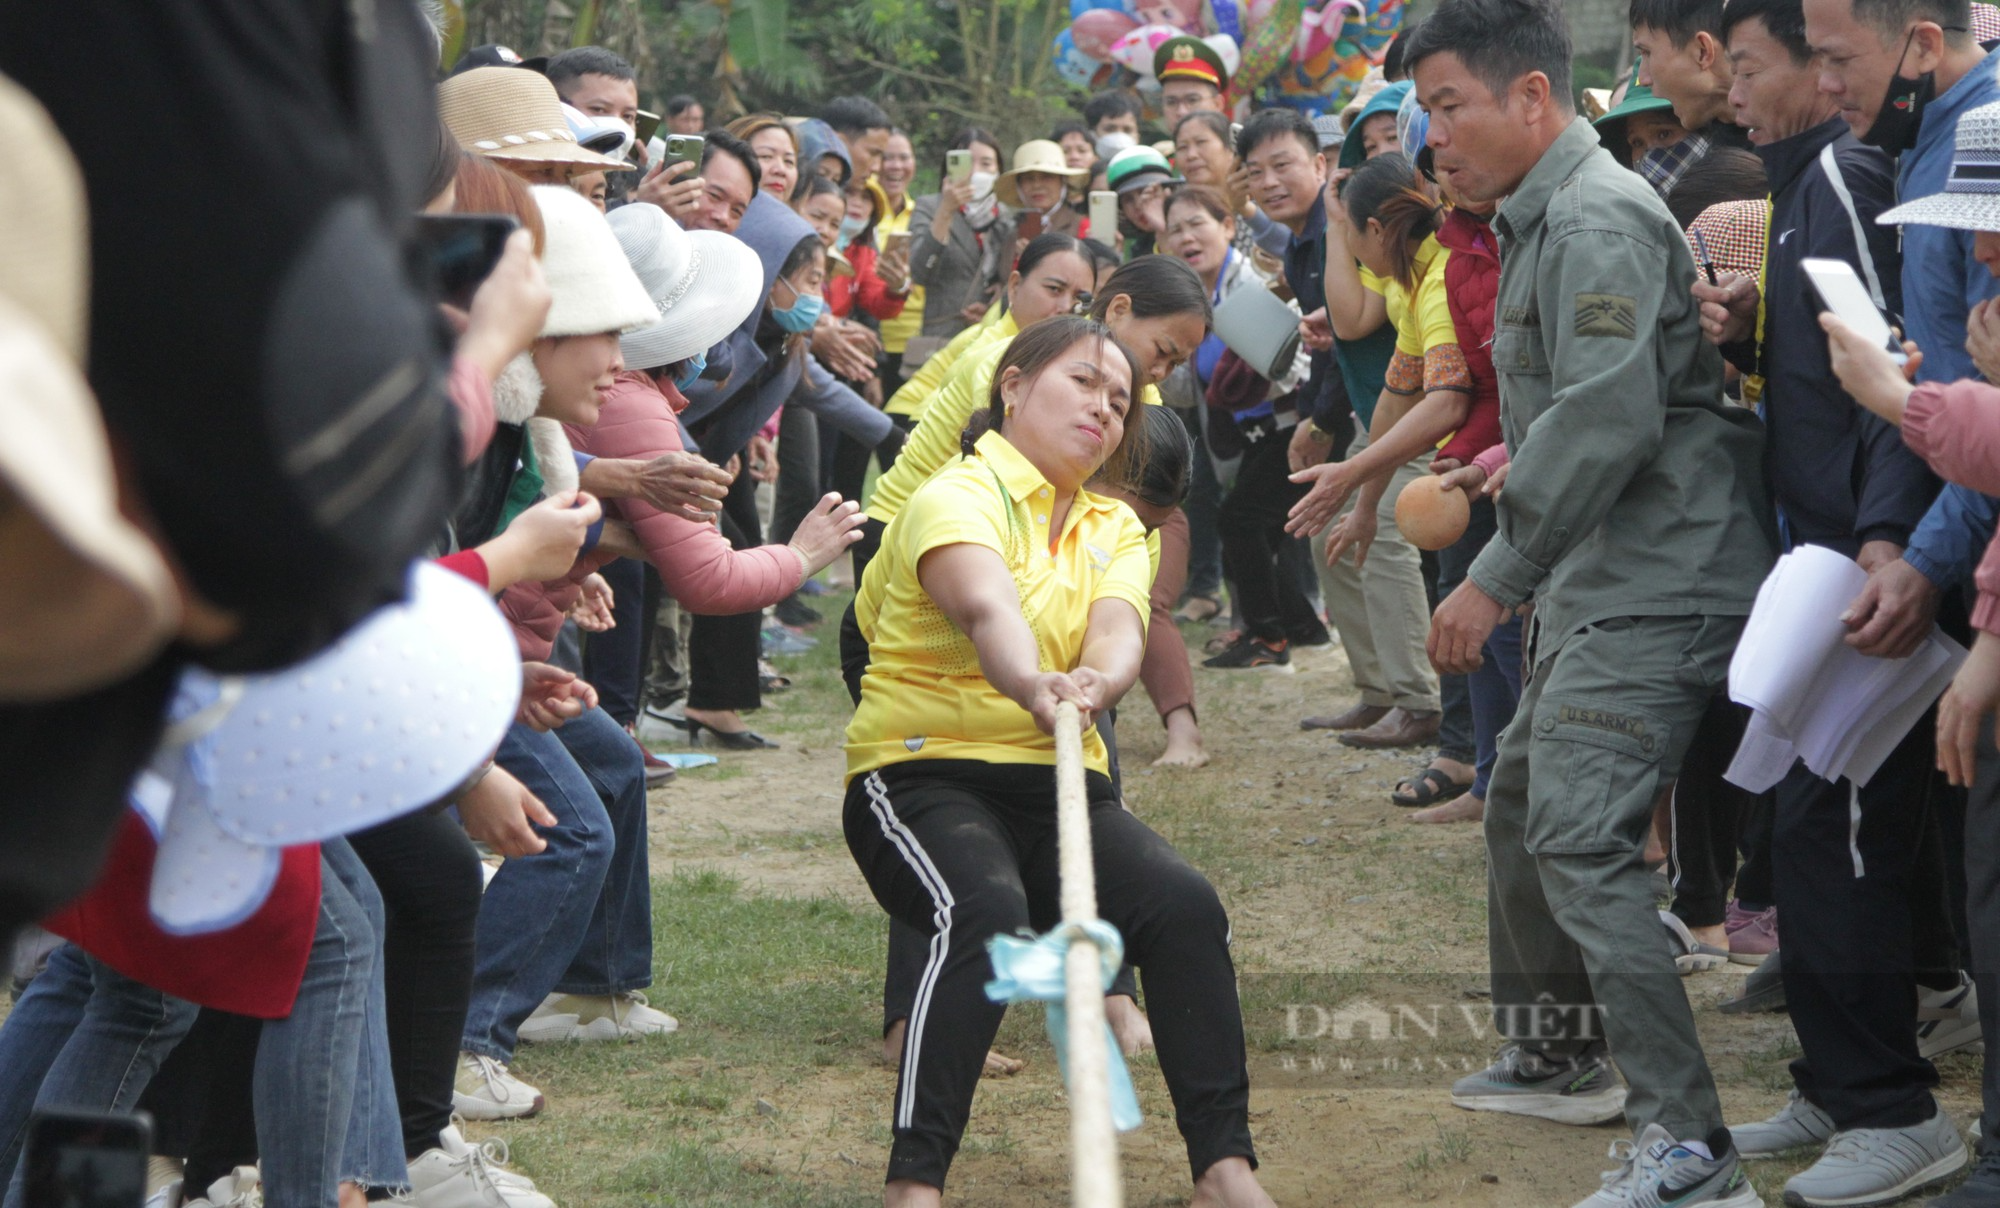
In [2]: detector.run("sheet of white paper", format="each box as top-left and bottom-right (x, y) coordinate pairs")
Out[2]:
(1726, 545), (1965, 792)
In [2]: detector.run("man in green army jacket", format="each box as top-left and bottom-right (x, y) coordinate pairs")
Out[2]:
(1403, 2), (1779, 1206)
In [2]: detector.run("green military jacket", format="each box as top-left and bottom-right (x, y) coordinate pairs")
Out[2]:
(1467, 117), (1778, 654)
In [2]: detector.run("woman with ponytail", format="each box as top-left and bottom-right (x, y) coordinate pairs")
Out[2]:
(841, 316), (1271, 1208)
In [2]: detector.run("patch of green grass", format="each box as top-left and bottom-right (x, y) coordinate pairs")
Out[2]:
(501, 869), (885, 1206)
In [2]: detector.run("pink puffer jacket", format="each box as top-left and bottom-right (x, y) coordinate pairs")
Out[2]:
(500, 371), (802, 661)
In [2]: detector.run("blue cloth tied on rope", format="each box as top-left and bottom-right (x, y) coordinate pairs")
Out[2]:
(984, 918), (1142, 1132)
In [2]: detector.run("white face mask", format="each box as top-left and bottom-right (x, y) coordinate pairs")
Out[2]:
(968, 170), (997, 201)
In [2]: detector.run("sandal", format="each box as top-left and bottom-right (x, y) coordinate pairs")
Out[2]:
(1175, 594), (1223, 624)
(1391, 766), (1473, 808)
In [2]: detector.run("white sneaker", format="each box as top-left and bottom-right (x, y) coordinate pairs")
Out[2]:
(453, 1052), (545, 1120)
(182, 1166), (262, 1208)
(404, 1125), (555, 1208)
(144, 1155), (184, 1208)
(1919, 971), (1982, 1059)
(1571, 1123), (1761, 1208)
(517, 991), (678, 1042)
(1728, 1089), (1836, 1158)
(1783, 1109), (1967, 1207)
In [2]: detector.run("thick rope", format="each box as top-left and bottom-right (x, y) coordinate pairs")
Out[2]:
(1053, 701), (1123, 1208)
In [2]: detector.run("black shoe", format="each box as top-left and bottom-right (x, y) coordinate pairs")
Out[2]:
(1286, 619), (1333, 648)
(1932, 1151), (2000, 1206)
(686, 718), (780, 750)
(1201, 633), (1294, 672)
(774, 595), (822, 628)
(1719, 950), (1787, 1015)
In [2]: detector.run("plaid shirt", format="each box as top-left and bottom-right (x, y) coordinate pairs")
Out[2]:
(1636, 133), (1712, 198)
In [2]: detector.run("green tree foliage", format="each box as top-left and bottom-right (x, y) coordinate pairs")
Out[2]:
(455, 0), (1090, 165)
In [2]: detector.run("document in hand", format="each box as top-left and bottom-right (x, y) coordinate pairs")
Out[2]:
(1724, 544), (1965, 793)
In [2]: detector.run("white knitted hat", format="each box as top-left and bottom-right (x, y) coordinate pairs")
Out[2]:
(1878, 99), (2000, 232)
(530, 185), (658, 338)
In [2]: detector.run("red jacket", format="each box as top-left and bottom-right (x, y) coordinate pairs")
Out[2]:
(827, 241), (907, 323)
(500, 371), (803, 661)
(1435, 209), (1504, 466)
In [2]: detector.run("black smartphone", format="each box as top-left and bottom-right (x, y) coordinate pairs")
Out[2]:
(414, 213), (519, 310)
(23, 1109), (151, 1208)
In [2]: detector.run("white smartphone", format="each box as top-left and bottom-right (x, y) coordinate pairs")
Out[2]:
(1801, 257), (1907, 366)
(1088, 190), (1119, 248)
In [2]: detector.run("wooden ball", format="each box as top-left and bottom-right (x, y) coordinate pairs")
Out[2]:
(1394, 475), (1471, 551)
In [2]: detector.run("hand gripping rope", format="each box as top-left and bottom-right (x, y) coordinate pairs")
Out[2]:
(983, 702), (1137, 1207)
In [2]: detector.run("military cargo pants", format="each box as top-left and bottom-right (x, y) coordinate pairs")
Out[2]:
(1484, 613), (1742, 1141)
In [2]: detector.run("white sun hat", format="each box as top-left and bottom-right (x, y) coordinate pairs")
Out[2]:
(1878, 99), (2000, 231)
(143, 561), (520, 933)
(607, 202), (763, 370)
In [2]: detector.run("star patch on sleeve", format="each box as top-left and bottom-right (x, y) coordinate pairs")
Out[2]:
(1573, 293), (1638, 339)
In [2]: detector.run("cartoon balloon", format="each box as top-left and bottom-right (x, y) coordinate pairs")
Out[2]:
(1204, 32), (1241, 77)
(1133, 0), (1203, 30)
(1295, 0), (1364, 64)
(1208, 0), (1245, 41)
(1246, 0), (1282, 24)
(1108, 22), (1185, 74)
(1072, 8), (1141, 59)
(1352, 0), (1405, 60)
(1230, 0), (1298, 100)
(1053, 29), (1100, 87)
(1070, 0), (1137, 19)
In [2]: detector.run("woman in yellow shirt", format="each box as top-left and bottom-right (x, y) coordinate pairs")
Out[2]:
(853, 255), (1212, 588)
(843, 317), (1269, 1208)
(880, 232), (1112, 430)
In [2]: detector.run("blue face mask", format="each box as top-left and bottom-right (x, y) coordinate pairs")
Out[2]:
(673, 350), (706, 391)
(772, 280), (825, 333)
(836, 214), (868, 249)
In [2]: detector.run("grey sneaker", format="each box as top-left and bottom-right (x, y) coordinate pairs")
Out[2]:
(1783, 1108), (1966, 1207)
(1731, 1090), (1836, 1158)
(1572, 1123), (1763, 1208)
(1451, 1042), (1627, 1125)
(1918, 972), (1981, 1060)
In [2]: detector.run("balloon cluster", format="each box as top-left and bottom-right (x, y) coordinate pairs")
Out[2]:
(1052, 0), (1405, 118)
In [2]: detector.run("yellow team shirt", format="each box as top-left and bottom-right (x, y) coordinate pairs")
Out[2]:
(877, 198), (922, 356)
(867, 336), (1165, 527)
(884, 308), (1014, 419)
(845, 431), (1153, 783)
(1384, 234), (1450, 358)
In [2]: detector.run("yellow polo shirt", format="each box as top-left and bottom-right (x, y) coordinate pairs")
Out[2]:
(877, 197), (922, 356)
(884, 308), (1014, 419)
(846, 431), (1152, 783)
(867, 337), (1165, 527)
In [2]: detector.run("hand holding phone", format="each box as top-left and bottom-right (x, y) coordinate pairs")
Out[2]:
(946, 149), (973, 184)
(1802, 257), (1906, 366)
(416, 214), (519, 310)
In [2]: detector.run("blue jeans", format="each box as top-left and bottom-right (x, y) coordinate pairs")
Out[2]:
(0, 944), (196, 1207)
(463, 707), (650, 1060)
(1182, 413), (1226, 602)
(251, 838), (384, 1207)
(337, 835), (406, 1194)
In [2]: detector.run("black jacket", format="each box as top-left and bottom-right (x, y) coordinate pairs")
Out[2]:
(1730, 118), (1938, 555)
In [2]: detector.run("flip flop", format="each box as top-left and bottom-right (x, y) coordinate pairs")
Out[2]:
(1391, 766), (1472, 808)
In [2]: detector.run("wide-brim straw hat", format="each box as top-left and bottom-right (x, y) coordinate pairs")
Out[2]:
(1879, 99), (2000, 231)
(530, 185), (658, 337)
(0, 74), (177, 699)
(995, 139), (1087, 207)
(607, 203), (764, 370)
(440, 67), (633, 175)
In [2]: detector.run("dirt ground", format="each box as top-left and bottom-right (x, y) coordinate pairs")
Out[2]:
(636, 629), (1986, 1207)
